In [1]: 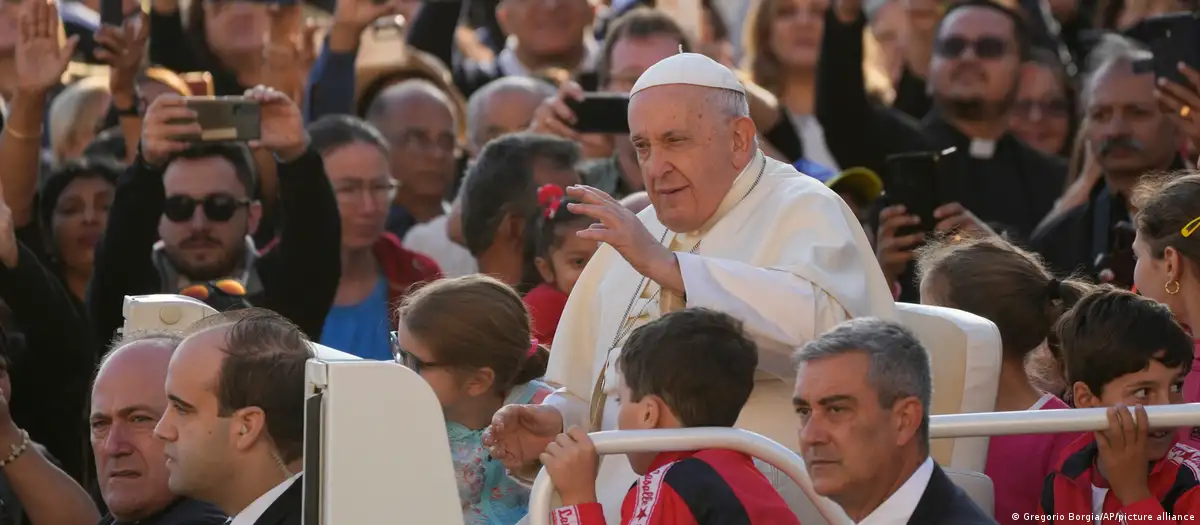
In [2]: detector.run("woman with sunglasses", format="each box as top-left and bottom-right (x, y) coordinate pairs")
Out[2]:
(394, 275), (552, 525)
(1131, 173), (1200, 449)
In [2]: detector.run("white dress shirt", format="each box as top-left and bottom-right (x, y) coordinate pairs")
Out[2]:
(230, 472), (302, 525)
(857, 457), (935, 525)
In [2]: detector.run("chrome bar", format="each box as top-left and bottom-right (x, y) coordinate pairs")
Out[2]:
(527, 428), (852, 525)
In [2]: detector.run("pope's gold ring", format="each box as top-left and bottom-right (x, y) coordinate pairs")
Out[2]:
(1182, 106), (1192, 118)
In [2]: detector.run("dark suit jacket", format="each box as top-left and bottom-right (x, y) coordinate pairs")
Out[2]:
(253, 475), (302, 525)
(907, 464), (997, 525)
(97, 497), (226, 525)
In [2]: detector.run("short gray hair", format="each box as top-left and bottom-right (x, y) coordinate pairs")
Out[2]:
(466, 77), (556, 150)
(1081, 33), (1153, 108)
(794, 318), (932, 444)
(707, 88), (751, 119)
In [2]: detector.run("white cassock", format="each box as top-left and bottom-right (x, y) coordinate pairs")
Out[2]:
(540, 149), (898, 523)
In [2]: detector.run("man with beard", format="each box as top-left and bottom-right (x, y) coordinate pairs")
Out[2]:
(87, 87), (341, 344)
(1030, 34), (1184, 280)
(818, 0), (1066, 300)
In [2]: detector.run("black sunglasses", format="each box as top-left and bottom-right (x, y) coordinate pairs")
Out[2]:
(163, 195), (250, 223)
(935, 36), (1009, 60)
(389, 331), (443, 373)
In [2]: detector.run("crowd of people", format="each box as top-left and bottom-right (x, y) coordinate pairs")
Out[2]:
(0, 0), (1198, 522)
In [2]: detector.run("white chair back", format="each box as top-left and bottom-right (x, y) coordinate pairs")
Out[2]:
(896, 303), (1002, 472)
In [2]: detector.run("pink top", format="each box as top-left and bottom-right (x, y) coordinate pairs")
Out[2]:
(985, 394), (1084, 525)
(1178, 339), (1200, 448)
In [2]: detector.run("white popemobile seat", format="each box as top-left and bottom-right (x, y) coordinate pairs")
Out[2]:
(121, 295), (465, 525)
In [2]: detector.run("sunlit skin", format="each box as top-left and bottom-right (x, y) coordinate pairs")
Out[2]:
(498, 0), (593, 60)
(203, 1), (270, 59)
(929, 7), (1021, 113)
(605, 34), (683, 191)
(372, 88), (458, 202)
(767, 0), (828, 70)
(793, 353), (925, 521)
(627, 85), (757, 233)
(394, 321), (500, 431)
(535, 224), (599, 295)
(870, 0), (907, 81)
(1133, 233), (1197, 334)
(614, 377), (679, 475)
(1073, 359), (1186, 461)
(472, 89), (546, 156)
(90, 340), (177, 522)
(1010, 64), (1070, 155)
(324, 142), (392, 251)
(159, 156), (261, 281)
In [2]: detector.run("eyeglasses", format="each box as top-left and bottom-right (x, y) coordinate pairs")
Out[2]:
(1012, 98), (1069, 119)
(1184, 216), (1200, 238)
(934, 36), (1010, 60)
(390, 331), (443, 373)
(163, 195), (251, 223)
(179, 279), (247, 301)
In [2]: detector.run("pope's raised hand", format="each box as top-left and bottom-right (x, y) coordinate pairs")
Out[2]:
(567, 185), (675, 283)
(482, 404), (564, 472)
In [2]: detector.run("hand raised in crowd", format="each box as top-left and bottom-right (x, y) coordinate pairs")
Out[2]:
(245, 85), (311, 162)
(95, 14), (150, 108)
(482, 404), (564, 473)
(568, 185), (682, 292)
(14, 0), (80, 96)
(0, 199), (18, 270)
(140, 96), (202, 167)
(833, 0), (863, 24)
(1154, 62), (1200, 153)
(1095, 404), (1154, 506)
(933, 202), (995, 235)
(530, 80), (586, 142)
(875, 204), (924, 287)
(328, 0), (403, 52)
(541, 426), (600, 506)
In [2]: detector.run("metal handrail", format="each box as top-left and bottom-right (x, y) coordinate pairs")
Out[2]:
(526, 427), (852, 525)
(929, 403), (1200, 439)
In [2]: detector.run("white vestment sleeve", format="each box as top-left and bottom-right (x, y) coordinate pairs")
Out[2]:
(541, 387), (589, 431)
(676, 252), (851, 347)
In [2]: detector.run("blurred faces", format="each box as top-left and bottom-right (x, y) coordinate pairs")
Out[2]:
(470, 88), (546, 156)
(202, 0), (270, 60)
(52, 175), (114, 275)
(1084, 61), (1178, 180)
(159, 156), (261, 282)
(929, 6), (1022, 121)
(371, 85), (458, 201)
(794, 353), (923, 510)
(91, 340), (177, 522)
(628, 85), (756, 233)
(324, 142), (394, 251)
(498, 0), (593, 59)
(1073, 358), (1185, 461)
(154, 328), (238, 502)
(604, 34), (681, 93)
(870, 0), (907, 82)
(1009, 63), (1071, 155)
(766, 0), (828, 71)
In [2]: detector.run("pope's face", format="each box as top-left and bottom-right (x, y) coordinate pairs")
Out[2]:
(628, 85), (752, 233)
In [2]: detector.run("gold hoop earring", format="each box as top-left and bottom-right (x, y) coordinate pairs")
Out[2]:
(1166, 280), (1181, 295)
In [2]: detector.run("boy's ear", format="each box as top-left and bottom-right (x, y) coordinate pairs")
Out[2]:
(1072, 381), (1099, 408)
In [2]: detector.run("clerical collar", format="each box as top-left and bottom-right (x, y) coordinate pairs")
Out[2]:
(687, 150), (765, 237)
(969, 139), (996, 159)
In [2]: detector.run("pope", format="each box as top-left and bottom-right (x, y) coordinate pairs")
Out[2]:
(483, 52), (897, 522)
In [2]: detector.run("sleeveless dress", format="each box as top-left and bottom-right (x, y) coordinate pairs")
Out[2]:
(448, 380), (553, 525)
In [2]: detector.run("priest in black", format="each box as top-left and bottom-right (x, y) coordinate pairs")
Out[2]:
(1031, 34), (1185, 282)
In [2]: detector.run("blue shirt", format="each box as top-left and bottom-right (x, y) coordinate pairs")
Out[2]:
(319, 277), (392, 360)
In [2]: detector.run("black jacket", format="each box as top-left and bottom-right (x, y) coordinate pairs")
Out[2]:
(252, 475), (302, 525)
(907, 464), (997, 525)
(86, 147), (341, 344)
(97, 497), (226, 525)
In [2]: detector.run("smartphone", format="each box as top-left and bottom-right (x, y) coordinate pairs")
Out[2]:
(174, 97), (261, 143)
(567, 93), (631, 134)
(100, 0), (124, 27)
(882, 148), (955, 237)
(1128, 13), (1200, 87)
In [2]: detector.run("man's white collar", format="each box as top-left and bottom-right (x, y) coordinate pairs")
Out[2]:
(229, 471), (302, 525)
(855, 456), (934, 525)
(496, 36), (600, 77)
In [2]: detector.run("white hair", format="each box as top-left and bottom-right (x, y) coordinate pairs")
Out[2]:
(1081, 34), (1153, 108)
(466, 77), (557, 150)
(707, 88), (751, 119)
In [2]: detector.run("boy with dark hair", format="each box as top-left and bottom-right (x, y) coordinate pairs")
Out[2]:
(1039, 287), (1200, 523)
(542, 308), (799, 525)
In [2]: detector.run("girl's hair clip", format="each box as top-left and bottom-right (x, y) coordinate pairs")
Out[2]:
(536, 184), (565, 220)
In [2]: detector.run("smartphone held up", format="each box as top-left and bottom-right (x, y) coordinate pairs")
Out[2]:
(169, 97), (262, 143)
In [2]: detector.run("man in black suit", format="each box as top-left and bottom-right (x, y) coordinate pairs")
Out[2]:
(793, 318), (996, 524)
(92, 332), (227, 525)
(153, 310), (311, 525)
